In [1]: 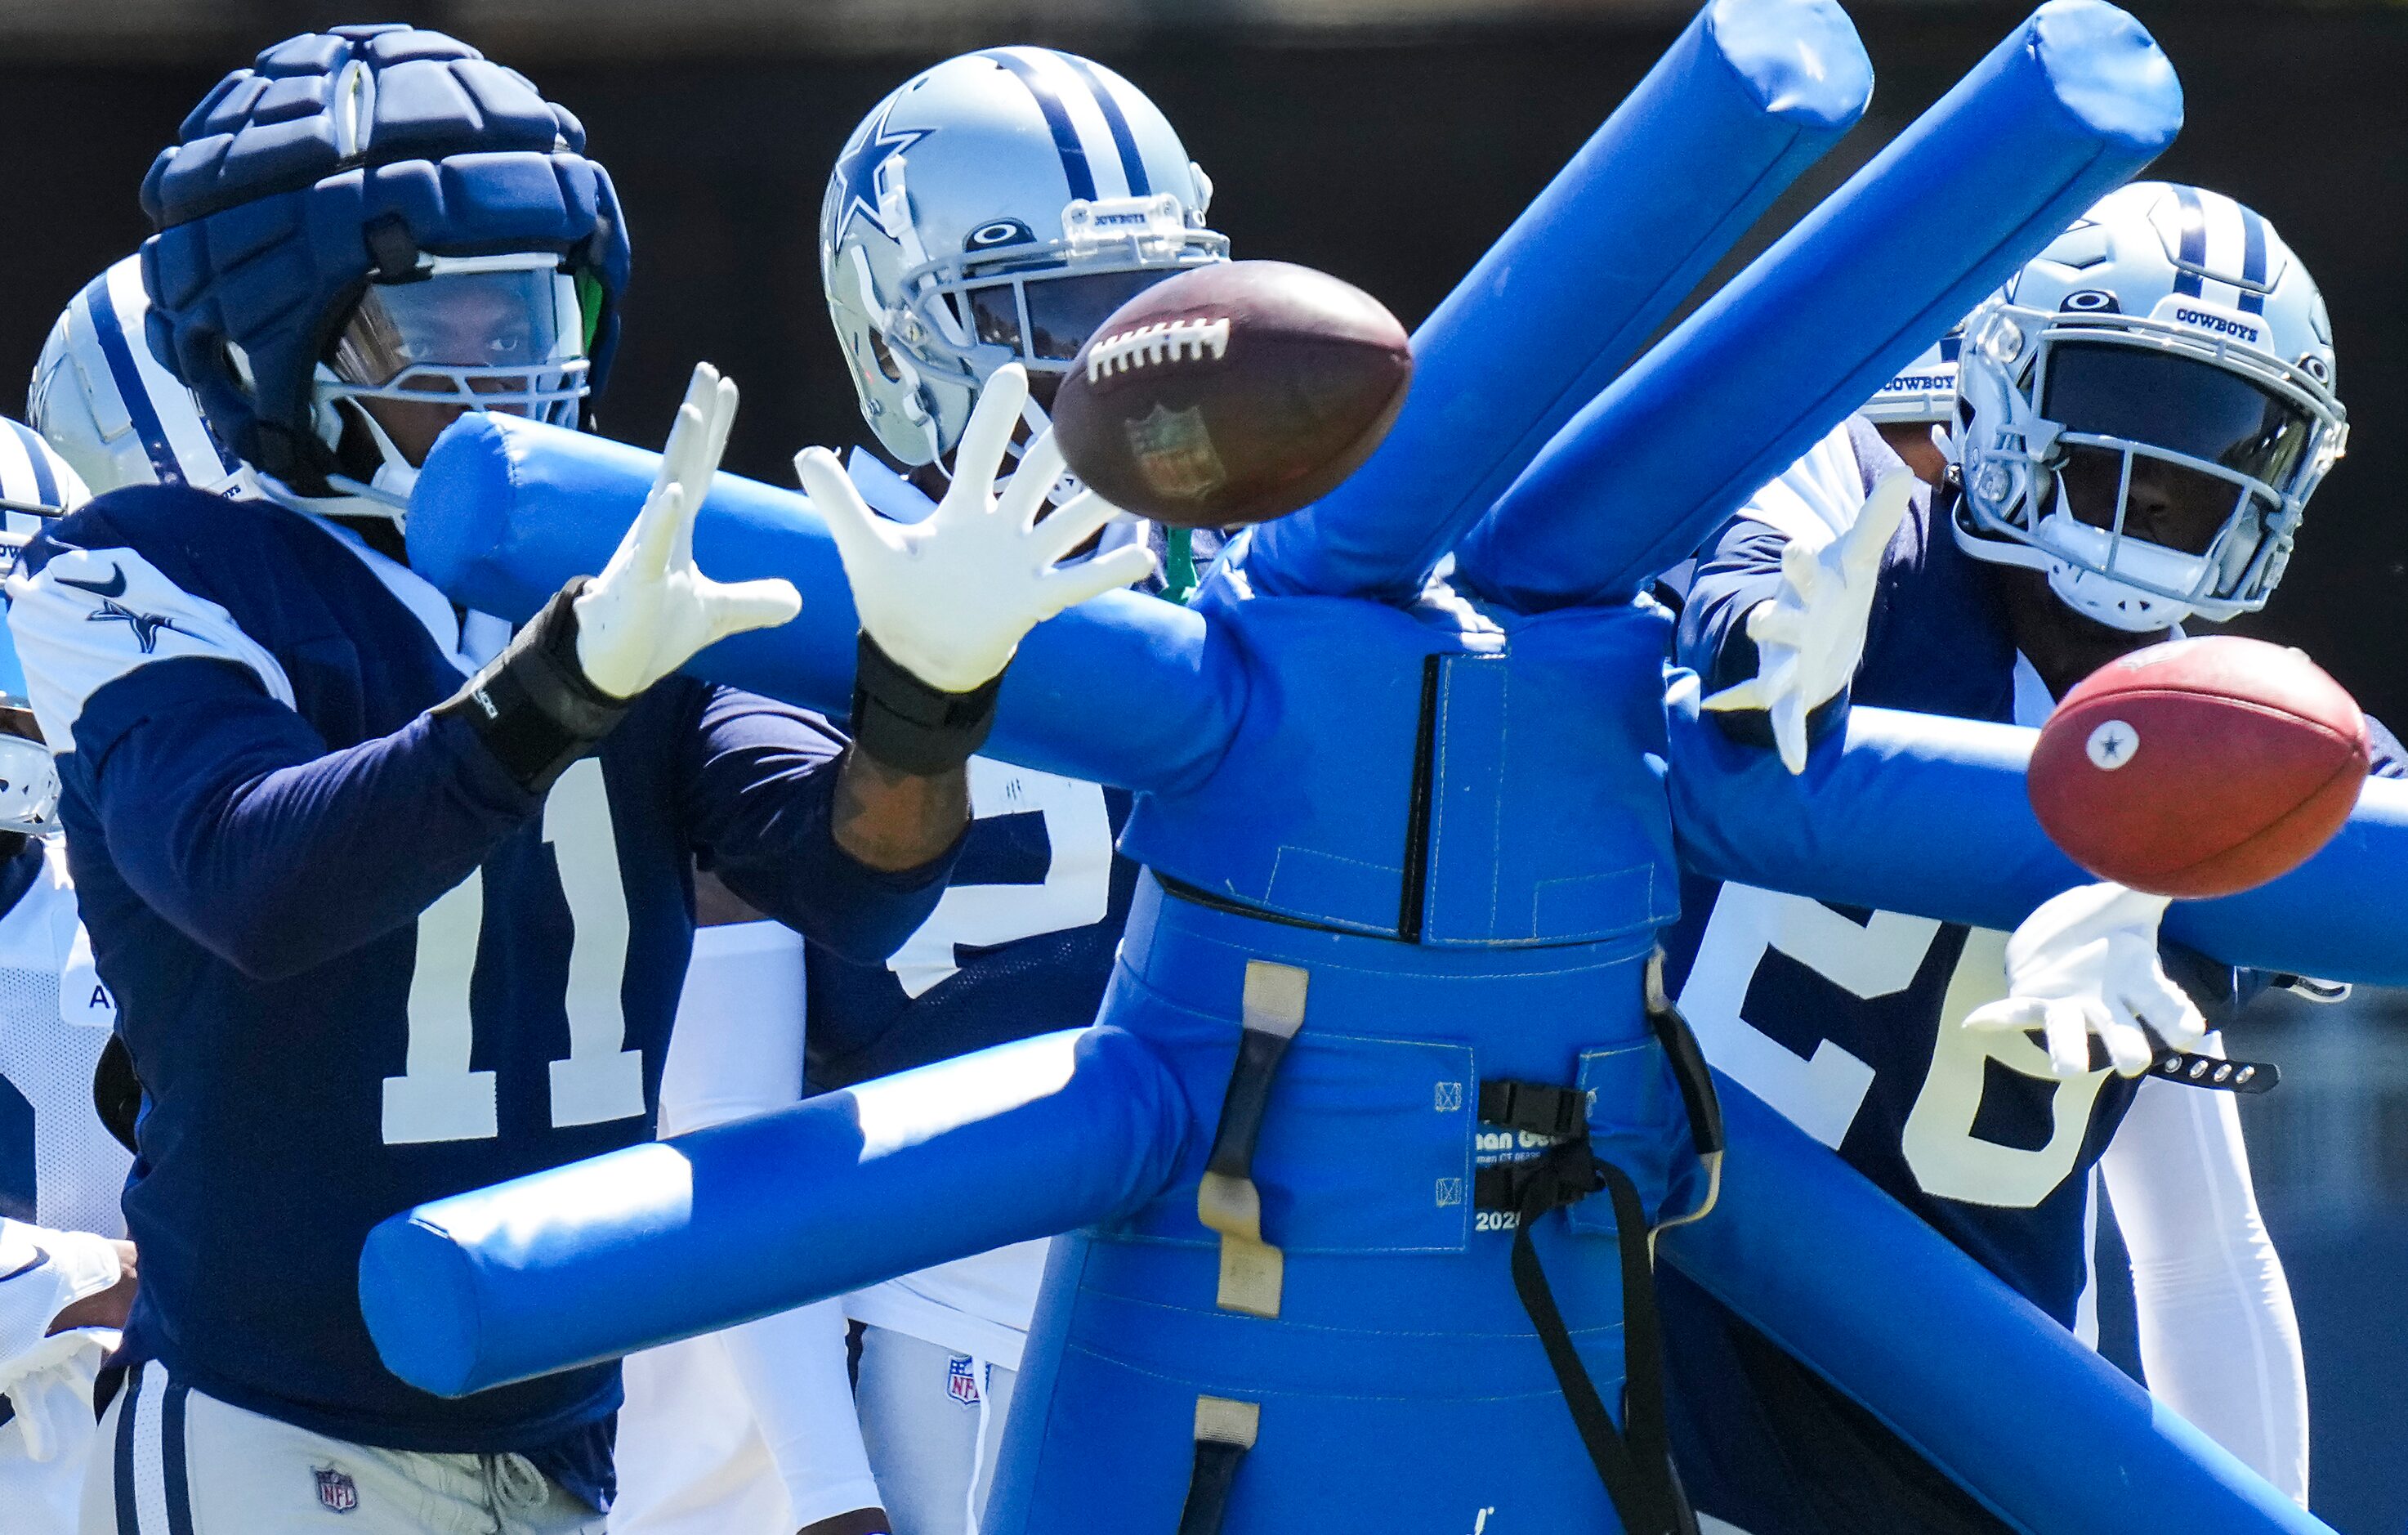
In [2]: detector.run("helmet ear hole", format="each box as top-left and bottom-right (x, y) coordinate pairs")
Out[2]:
(867, 330), (905, 384)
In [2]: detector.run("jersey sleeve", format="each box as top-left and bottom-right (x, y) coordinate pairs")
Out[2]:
(7, 523), (543, 982)
(677, 685), (958, 966)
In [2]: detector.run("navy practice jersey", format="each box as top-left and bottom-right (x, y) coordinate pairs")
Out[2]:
(806, 758), (1137, 1092)
(1658, 418), (2404, 1535)
(2, 486), (951, 1472)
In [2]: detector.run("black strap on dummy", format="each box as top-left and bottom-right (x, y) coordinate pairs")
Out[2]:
(1175, 961), (1309, 1535)
(1175, 1394), (1261, 1535)
(1473, 955), (1718, 1535)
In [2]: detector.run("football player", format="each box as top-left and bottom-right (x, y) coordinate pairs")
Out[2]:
(610, 47), (1210, 1535)
(0, 423), (137, 1535)
(1660, 182), (2392, 1531)
(2, 28), (1141, 1535)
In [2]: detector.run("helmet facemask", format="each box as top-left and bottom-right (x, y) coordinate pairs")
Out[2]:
(1954, 302), (2345, 632)
(311, 253), (591, 519)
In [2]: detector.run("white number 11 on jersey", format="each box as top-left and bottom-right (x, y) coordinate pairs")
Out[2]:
(382, 758), (644, 1145)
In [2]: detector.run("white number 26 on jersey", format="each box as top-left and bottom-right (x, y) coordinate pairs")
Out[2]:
(1678, 884), (2106, 1209)
(382, 759), (643, 1145)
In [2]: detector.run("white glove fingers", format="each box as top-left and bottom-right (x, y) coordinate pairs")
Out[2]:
(1038, 544), (1158, 616)
(628, 481), (686, 584)
(795, 448), (905, 570)
(946, 366), (1029, 522)
(2098, 996), (2156, 1076)
(1026, 489), (1123, 568)
(699, 575), (803, 642)
(659, 367), (722, 495)
(674, 373), (740, 570)
(2044, 1000), (2095, 1076)
(1963, 996), (2049, 1035)
(1842, 470), (1915, 572)
(999, 430), (1068, 532)
(1771, 687), (1811, 775)
(1700, 676), (1772, 714)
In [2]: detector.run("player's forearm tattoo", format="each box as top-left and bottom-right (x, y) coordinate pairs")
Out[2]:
(831, 745), (970, 872)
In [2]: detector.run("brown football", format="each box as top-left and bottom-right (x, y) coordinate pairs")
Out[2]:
(1049, 260), (1412, 528)
(2027, 636), (2372, 897)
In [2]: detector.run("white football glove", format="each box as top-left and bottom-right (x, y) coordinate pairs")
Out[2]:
(1702, 468), (1915, 773)
(0, 1223), (121, 1463)
(794, 365), (1155, 696)
(1963, 882), (2208, 1078)
(0, 1329), (111, 1462)
(574, 364), (803, 700)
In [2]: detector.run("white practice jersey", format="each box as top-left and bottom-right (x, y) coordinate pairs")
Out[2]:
(0, 839), (126, 1237)
(0, 839), (129, 1535)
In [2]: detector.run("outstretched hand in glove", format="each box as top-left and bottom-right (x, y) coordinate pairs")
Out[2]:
(793, 364), (1154, 773)
(1703, 468), (1915, 773)
(574, 364), (803, 699)
(1963, 881), (2208, 1079)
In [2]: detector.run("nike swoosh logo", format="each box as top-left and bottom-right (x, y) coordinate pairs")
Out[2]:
(56, 564), (127, 600)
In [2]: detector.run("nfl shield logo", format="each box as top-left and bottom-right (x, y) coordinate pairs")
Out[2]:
(946, 1354), (982, 1407)
(1123, 403), (1227, 504)
(314, 1466), (359, 1514)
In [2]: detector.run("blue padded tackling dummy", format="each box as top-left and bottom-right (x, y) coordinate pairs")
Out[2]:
(1455, 0), (2181, 610)
(1244, 0), (1871, 602)
(366, 6), (2357, 1530)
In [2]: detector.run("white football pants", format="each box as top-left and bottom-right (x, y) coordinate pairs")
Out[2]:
(852, 1327), (1018, 1535)
(82, 1362), (603, 1534)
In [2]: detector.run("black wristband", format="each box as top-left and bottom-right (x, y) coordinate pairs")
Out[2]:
(849, 631), (1000, 776)
(433, 579), (632, 794)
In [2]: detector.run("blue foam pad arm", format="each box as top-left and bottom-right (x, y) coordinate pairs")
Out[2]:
(406, 413), (1244, 792)
(1457, 0), (2182, 611)
(1665, 678), (2408, 984)
(357, 1027), (1191, 1398)
(1662, 1077), (2331, 1535)
(1244, 0), (1871, 602)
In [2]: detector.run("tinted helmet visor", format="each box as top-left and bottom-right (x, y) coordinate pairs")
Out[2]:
(2041, 342), (2315, 491)
(966, 268), (1182, 365)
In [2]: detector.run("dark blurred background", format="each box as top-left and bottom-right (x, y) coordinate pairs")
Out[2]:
(3, 0), (2403, 1528)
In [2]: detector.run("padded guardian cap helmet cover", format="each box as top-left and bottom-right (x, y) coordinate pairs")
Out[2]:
(139, 25), (630, 499)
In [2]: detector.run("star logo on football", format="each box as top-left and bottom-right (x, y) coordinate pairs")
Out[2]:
(829, 105), (933, 248)
(2084, 718), (2138, 771)
(56, 566), (182, 655)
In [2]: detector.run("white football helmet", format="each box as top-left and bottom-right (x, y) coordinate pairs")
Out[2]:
(1950, 181), (2345, 632)
(30, 256), (253, 499)
(0, 421), (80, 837)
(1862, 321), (1963, 426)
(821, 47), (1226, 465)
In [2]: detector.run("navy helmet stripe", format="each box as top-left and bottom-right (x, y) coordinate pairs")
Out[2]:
(1939, 333), (1963, 363)
(2171, 185), (2207, 298)
(113, 1363), (141, 1535)
(983, 50), (1097, 203)
(2238, 205), (2270, 315)
(7, 420), (58, 508)
(161, 1381), (195, 1535)
(83, 274), (191, 487)
(1063, 55), (1151, 198)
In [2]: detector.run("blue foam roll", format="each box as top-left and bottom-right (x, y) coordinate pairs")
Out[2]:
(358, 1027), (1191, 1397)
(1664, 1077), (2330, 1535)
(1664, 678), (2408, 985)
(1457, 0), (2182, 611)
(406, 413), (1244, 794)
(1245, 0), (1870, 602)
